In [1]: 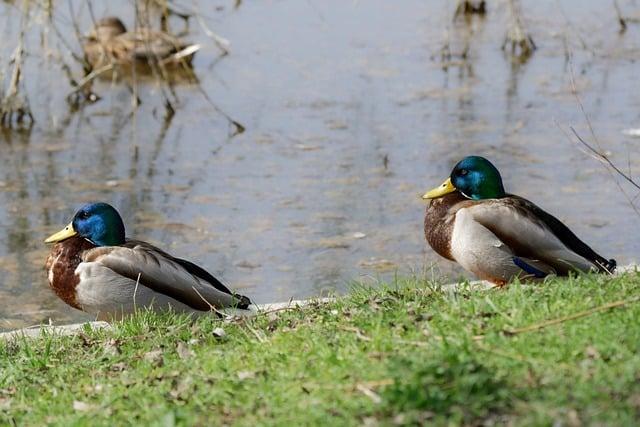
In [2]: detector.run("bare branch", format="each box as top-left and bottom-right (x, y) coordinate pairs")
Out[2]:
(569, 126), (640, 192)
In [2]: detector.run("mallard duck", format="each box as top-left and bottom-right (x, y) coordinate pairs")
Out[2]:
(422, 156), (616, 285)
(83, 16), (200, 73)
(44, 202), (251, 319)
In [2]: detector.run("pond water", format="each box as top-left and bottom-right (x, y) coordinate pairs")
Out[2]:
(0, 0), (639, 329)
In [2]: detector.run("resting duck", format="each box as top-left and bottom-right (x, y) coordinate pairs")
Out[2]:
(422, 156), (616, 285)
(44, 202), (251, 319)
(83, 16), (200, 73)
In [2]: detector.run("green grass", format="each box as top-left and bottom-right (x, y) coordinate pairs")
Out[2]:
(2, 272), (640, 426)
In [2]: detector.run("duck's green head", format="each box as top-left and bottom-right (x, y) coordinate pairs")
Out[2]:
(422, 156), (506, 200)
(44, 202), (125, 246)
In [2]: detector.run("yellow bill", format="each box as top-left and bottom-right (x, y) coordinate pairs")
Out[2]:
(44, 222), (77, 243)
(422, 177), (456, 200)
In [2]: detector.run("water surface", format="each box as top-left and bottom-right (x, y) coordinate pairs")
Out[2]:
(0, 0), (638, 329)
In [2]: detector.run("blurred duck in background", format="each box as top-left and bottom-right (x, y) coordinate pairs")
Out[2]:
(83, 16), (200, 75)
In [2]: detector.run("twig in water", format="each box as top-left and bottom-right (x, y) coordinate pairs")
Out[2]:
(66, 64), (113, 98)
(569, 126), (640, 192)
(194, 14), (230, 55)
(195, 84), (245, 136)
(502, 0), (536, 62)
(555, 0), (592, 54)
(1, 0), (34, 128)
(560, 57), (640, 217)
(556, 127), (640, 218)
(453, 0), (486, 20)
(62, 0), (90, 67)
(613, 0), (628, 33)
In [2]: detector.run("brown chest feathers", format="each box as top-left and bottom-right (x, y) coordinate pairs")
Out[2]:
(424, 192), (469, 261)
(45, 236), (95, 310)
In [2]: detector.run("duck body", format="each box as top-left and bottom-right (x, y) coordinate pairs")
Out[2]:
(83, 17), (199, 75)
(423, 157), (616, 284)
(45, 203), (251, 320)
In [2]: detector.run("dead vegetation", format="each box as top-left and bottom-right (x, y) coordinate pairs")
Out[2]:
(0, 0), (244, 135)
(501, 0), (536, 62)
(453, 0), (486, 20)
(439, 0), (485, 72)
(613, 0), (640, 33)
(0, 0), (34, 129)
(442, 0), (536, 71)
(560, 59), (640, 218)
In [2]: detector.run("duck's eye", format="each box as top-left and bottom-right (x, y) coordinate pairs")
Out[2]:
(78, 211), (89, 220)
(459, 169), (469, 176)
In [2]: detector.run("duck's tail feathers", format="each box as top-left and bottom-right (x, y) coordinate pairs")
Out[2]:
(233, 293), (252, 309)
(599, 258), (617, 274)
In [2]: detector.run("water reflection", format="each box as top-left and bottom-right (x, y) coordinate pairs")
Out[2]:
(0, 0), (638, 330)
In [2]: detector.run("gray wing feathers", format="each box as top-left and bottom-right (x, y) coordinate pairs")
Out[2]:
(466, 201), (595, 273)
(83, 246), (240, 310)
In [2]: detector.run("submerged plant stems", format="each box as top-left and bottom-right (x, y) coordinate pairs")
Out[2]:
(1, 0), (34, 127)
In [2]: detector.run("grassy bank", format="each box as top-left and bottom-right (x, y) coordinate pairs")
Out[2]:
(2, 273), (640, 425)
